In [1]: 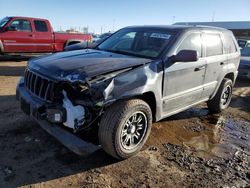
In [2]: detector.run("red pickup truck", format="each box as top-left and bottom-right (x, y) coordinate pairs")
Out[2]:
(0, 16), (92, 54)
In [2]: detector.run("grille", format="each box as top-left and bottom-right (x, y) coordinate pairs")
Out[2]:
(24, 69), (55, 102)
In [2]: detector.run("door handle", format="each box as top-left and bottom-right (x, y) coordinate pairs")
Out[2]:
(220, 62), (224, 65)
(28, 34), (33, 37)
(194, 65), (206, 72)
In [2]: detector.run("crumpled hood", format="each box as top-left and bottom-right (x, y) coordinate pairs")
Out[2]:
(28, 49), (152, 81)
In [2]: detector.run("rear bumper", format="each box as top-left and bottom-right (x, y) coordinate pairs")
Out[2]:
(16, 78), (99, 155)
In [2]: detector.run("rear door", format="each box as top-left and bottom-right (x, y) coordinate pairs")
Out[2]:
(33, 20), (53, 52)
(162, 32), (206, 115)
(2, 19), (36, 52)
(200, 32), (227, 99)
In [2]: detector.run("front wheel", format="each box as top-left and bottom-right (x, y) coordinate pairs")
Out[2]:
(98, 99), (152, 159)
(207, 78), (233, 113)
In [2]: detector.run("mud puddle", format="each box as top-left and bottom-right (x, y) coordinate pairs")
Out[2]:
(145, 107), (250, 187)
(148, 107), (250, 159)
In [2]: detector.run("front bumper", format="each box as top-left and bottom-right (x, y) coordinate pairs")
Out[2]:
(16, 78), (99, 155)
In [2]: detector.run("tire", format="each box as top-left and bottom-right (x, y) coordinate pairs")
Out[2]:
(98, 99), (152, 160)
(207, 78), (233, 113)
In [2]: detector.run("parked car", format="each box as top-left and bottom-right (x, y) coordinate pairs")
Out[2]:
(0, 16), (92, 54)
(237, 39), (250, 49)
(63, 36), (108, 51)
(92, 32), (112, 43)
(239, 47), (250, 79)
(16, 25), (240, 159)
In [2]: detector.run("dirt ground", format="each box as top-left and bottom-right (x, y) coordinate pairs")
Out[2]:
(0, 56), (249, 188)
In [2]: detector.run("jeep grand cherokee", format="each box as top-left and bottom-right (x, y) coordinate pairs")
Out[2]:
(16, 25), (240, 159)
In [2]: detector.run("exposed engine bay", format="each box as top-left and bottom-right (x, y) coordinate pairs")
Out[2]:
(41, 67), (135, 133)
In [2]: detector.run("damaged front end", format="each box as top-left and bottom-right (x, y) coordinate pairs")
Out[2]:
(16, 54), (162, 156)
(18, 66), (133, 134)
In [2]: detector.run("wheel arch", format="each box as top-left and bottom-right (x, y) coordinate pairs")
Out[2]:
(64, 39), (84, 47)
(210, 72), (235, 100)
(224, 72), (235, 84)
(0, 40), (4, 54)
(137, 92), (157, 122)
(105, 91), (157, 123)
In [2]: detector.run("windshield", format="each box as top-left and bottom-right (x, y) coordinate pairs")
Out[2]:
(241, 47), (250, 56)
(97, 28), (174, 59)
(0, 17), (10, 28)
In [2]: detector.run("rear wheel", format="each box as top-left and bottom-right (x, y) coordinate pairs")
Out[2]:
(207, 78), (233, 113)
(98, 99), (152, 159)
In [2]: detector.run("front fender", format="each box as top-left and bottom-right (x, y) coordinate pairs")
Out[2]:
(102, 61), (164, 121)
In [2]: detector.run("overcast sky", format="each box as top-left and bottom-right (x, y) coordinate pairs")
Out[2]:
(0, 0), (250, 33)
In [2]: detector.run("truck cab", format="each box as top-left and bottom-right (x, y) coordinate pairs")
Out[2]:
(0, 17), (53, 53)
(0, 16), (92, 54)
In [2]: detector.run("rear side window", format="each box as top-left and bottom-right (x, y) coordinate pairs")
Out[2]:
(34, 20), (48, 32)
(203, 33), (223, 57)
(176, 33), (202, 57)
(223, 34), (237, 53)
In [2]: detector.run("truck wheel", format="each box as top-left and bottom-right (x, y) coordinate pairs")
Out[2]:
(207, 78), (233, 113)
(98, 99), (152, 159)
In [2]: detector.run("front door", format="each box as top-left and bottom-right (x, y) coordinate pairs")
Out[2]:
(2, 19), (36, 52)
(162, 32), (206, 115)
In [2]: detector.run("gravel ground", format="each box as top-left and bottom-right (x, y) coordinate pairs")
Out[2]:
(0, 56), (249, 188)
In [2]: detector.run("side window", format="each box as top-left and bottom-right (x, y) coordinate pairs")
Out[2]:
(176, 33), (202, 57)
(203, 33), (223, 57)
(9, 19), (32, 32)
(34, 20), (48, 32)
(223, 34), (237, 54)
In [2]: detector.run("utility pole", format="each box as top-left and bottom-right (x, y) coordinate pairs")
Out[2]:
(112, 19), (116, 32)
(212, 11), (215, 22)
(172, 16), (176, 24)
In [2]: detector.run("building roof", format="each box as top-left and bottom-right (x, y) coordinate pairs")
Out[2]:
(174, 21), (250, 30)
(124, 25), (228, 32)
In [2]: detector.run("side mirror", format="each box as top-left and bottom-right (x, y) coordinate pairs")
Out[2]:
(173, 50), (198, 62)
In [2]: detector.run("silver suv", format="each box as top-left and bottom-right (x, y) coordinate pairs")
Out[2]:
(17, 25), (240, 159)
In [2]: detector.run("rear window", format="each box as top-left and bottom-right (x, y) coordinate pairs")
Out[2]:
(34, 20), (48, 32)
(223, 34), (237, 54)
(203, 33), (223, 57)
